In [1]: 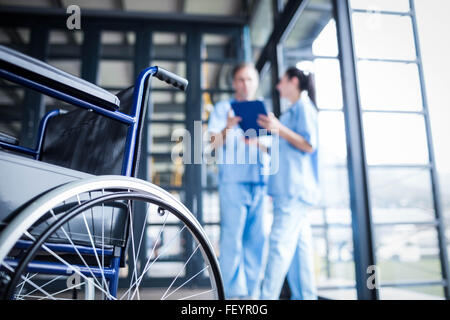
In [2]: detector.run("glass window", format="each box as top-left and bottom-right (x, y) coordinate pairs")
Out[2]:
(0, 80), (26, 142)
(255, 64), (273, 113)
(379, 285), (445, 300)
(363, 113), (429, 165)
(369, 168), (435, 224)
(204, 225), (220, 259)
(374, 224), (444, 298)
(357, 61), (423, 111)
(101, 31), (135, 45)
(314, 58), (343, 110)
(145, 261), (186, 278)
(46, 29), (83, 112)
(149, 122), (186, 154)
(148, 154), (184, 187)
(0, 27), (30, 53)
(282, 0), (356, 299)
(312, 19), (339, 57)
(183, 0), (242, 16)
(100, 31), (135, 60)
(350, 0), (410, 12)
(203, 160), (219, 189)
(201, 62), (234, 91)
(250, 0), (274, 61)
(352, 13), (416, 60)
(153, 32), (186, 60)
(319, 167), (352, 211)
(151, 91), (186, 121)
(314, 225), (357, 300)
(350, 0), (448, 300)
(49, 29), (83, 46)
(203, 191), (220, 223)
(318, 111), (347, 166)
(98, 60), (134, 88)
(284, 9), (332, 52)
(47, 60), (81, 78)
(203, 91), (233, 116)
(202, 34), (236, 61)
(414, 2), (450, 274)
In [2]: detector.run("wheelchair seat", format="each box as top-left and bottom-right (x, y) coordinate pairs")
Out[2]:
(0, 150), (91, 224)
(0, 151), (128, 248)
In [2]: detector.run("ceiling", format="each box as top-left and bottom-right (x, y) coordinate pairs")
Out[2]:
(0, 0), (246, 17)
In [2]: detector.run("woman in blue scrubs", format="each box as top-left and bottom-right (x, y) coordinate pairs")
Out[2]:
(257, 67), (319, 300)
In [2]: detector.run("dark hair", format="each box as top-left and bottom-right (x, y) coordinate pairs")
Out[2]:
(231, 62), (258, 80)
(285, 67), (317, 106)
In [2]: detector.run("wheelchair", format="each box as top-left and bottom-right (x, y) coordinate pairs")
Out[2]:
(0, 45), (224, 300)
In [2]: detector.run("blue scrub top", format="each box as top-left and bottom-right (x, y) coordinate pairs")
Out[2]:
(268, 96), (320, 205)
(208, 99), (268, 185)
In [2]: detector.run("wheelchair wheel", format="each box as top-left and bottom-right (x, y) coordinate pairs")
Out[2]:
(0, 176), (224, 300)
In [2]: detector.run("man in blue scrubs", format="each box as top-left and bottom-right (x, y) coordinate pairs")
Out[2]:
(208, 63), (267, 299)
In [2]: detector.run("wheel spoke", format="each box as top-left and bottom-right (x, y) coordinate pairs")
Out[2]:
(161, 243), (200, 300)
(16, 273), (37, 289)
(101, 189), (105, 299)
(23, 231), (115, 300)
(2, 262), (56, 300)
(48, 209), (105, 291)
(127, 201), (152, 299)
(120, 222), (185, 300)
(178, 288), (215, 301)
(124, 210), (168, 300)
(163, 265), (209, 300)
(16, 272), (34, 297)
(37, 280), (84, 300)
(126, 197), (140, 300)
(17, 294), (73, 300)
(134, 202), (152, 264)
(129, 224), (187, 300)
(76, 193), (109, 294)
(18, 275), (64, 299)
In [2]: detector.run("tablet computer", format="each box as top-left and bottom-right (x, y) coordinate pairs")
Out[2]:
(230, 100), (269, 136)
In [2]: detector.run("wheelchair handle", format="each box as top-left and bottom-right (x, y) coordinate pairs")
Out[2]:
(154, 66), (189, 91)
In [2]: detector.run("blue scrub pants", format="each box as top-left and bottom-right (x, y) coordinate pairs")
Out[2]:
(218, 182), (267, 299)
(260, 196), (317, 300)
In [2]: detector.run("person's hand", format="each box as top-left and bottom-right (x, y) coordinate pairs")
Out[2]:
(243, 137), (258, 145)
(257, 113), (282, 133)
(226, 110), (242, 130)
(243, 137), (269, 153)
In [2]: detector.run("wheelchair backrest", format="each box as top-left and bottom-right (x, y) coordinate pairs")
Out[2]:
(40, 86), (134, 176)
(0, 45), (150, 178)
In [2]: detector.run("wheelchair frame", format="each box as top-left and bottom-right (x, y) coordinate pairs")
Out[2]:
(0, 45), (223, 300)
